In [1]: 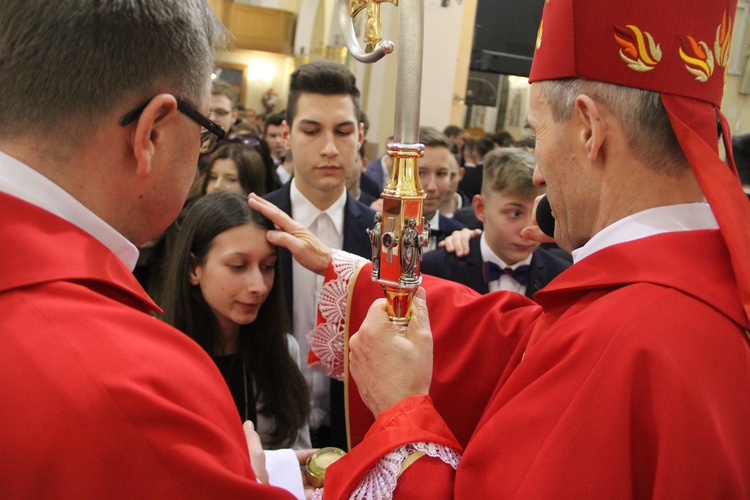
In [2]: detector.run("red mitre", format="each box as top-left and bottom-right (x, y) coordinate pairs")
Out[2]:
(530, 0), (750, 325)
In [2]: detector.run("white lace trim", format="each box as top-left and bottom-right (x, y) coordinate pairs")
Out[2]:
(349, 442), (461, 500)
(312, 488), (324, 500)
(308, 249), (368, 380)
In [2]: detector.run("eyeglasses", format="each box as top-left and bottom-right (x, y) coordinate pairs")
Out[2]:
(119, 97), (226, 154)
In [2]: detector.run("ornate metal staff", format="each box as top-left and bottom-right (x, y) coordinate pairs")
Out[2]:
(339, 0), (428, 325)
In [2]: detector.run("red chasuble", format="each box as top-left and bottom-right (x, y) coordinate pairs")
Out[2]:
(0, 193), (293, 498)
(325, 230), (750, 499)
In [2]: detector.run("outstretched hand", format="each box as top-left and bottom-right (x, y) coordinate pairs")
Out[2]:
(349, 288), (433, 417)
(439, 227), (482, 257)
(247, 193), (332, 275)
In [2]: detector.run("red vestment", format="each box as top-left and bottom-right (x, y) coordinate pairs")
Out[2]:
(325, 230), (750, 498)
(0, 193), (293, 498)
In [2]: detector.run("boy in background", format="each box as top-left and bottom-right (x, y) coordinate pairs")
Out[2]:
(421, 147), (570, 298)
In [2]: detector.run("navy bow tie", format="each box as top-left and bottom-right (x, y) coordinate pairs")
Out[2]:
(485, 262), (530, 285)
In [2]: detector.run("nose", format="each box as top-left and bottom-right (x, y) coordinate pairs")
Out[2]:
(423, 173), (437, 192)
(321, 131), (339, 158)
(532, 164), (546, 187)
(245, 267), (270, 295)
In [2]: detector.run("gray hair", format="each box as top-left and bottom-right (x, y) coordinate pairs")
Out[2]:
(0, 0), (227, 143)
(539, 79), (687, 176)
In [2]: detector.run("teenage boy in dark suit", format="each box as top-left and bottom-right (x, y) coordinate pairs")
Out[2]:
(264, 60), (376, 451)
(422, 147), (570, 298)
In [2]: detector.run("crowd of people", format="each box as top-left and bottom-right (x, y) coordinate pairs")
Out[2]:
(3, 0), (749, 498)
(137, 56), (547, 459)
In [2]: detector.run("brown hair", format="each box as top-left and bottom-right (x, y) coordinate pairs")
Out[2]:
(481, 147), (544, 200)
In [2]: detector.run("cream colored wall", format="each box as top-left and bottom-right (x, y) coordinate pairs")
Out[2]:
(722, 2), (750, 136)
(355, 0), (477, 157)
(213, 49), (295, 115)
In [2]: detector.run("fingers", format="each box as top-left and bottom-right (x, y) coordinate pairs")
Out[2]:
(442, 228), (481, 257)
(521, 224), (555, 243)
(406, 287), (431, 339)
(243, 420), (269, 484)
(295, 448), (318, 466)
(248, 193), (333, 275)
(247, 193), (305, 234)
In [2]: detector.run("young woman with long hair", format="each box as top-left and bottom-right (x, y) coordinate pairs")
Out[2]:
(162, 190), (310, 449)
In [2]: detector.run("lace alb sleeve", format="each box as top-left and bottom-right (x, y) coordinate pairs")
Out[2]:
(314, 442), (461, 500)
(308, 249), (367, 380)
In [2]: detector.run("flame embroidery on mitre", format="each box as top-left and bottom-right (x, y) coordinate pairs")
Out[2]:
(614, 25), (662, 72)
(679, 35), (715, 82)
(536, 0), (550, 50)
(715, 10), (734, 83)
(715, 10), (733, 68)
(536, 19), (543, 50)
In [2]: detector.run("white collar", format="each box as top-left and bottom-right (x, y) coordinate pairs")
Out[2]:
(289, 179), (346, 235)
(572, 203), (718, 263)
(0, 150), (139, 270)
(428, 211), (440, 231)
(480, 232), (533, 269)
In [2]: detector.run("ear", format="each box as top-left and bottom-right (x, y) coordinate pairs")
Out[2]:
(131, 94), (179, 177)
(574, 94), (605, 163)
(188, 252), (202, 285)
(458, 166), (465, 181)
(472, 194), (487, 223)
(358, 121), (365, 148)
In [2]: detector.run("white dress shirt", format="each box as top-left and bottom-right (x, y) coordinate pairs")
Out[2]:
(289, 180), (346, 430)
(276, 164), (292, 185)
(425, 211), (442, 252)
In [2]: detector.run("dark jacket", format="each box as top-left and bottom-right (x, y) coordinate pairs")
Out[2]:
(420, 235), (571, 299)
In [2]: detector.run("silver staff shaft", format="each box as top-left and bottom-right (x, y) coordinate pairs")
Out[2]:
(392, 0), (423, 145)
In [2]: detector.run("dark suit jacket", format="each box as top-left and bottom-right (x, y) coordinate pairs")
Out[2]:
(357, 189), (378, 206)
(420, 235), (571, 299)
(359, 171), (382, 199)
(364, 156), (386, 192)
(458, 162), (483, 201)
(264, 184), (376, 450)
(429, 214), (467, 248)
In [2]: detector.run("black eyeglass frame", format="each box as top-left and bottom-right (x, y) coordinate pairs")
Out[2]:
(119, 97), (226, 154)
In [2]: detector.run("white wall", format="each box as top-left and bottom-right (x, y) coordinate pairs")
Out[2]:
(419, 0), (466, 130)
(355, 0), (472, 155)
